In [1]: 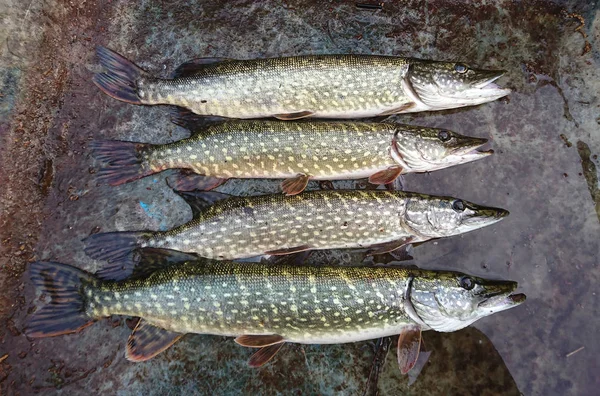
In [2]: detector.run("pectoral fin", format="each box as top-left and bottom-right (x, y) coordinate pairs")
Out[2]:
(126, 319), (183, 362)
(281, 174), (310, 195)
(248, 343), (285, 367)
(273, 111), (314, 120)
(397, 324), (422, 374)
(368, 166), (403, 185)
(235, 334), (285, 347)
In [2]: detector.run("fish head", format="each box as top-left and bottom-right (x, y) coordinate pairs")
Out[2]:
(392, 127), (492, 172)
(404, 60), (511, 111)
(408, 272), (526, 332)
(403, 196), (509, 238)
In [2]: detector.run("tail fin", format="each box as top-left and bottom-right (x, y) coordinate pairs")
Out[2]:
(90, 140), (155, 186)
(93, 46), (147, 104)
(27, 262), (96, 337)
(83, 231), (149, 281)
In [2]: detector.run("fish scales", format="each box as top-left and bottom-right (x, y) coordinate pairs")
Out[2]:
(28, 260), (524, 363)
(145, 121), (395, 180)
(90, 120), (491, 189)
(94, 47), (511, 118)
(86, 261), (415, 343)
(144, 190), (411, 259)
(140, 56), (410, 119)
(84, 190), (508, 278)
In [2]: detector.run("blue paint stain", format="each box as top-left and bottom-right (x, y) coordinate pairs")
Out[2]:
(139, 201), (170, 231)
(139, 201), (151, 213)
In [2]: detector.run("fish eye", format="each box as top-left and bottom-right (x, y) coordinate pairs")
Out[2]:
(459, 276), (475, 290)
(437, 130), (451, 142)
(454, 63), (468, 74)
(452, 200), (465, 212)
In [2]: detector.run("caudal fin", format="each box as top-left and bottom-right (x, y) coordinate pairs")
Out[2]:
(90, 140), (155, 186)
(83, 231), (149, 281)
(27, 262), (96, 337)
(93, 46), (147, 104)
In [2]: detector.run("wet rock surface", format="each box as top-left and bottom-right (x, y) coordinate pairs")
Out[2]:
(0, 0), (598, 394)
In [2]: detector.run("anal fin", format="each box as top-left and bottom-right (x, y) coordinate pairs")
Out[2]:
(248, 343), (285, 368)
(281, 174), (310, 195)
(126, 319), (183, 362)
(273, 111), (314, 120)
(170, 107), (228, 131)
(368, 166), (403, 185)
(235, 334), (285, 347)
(397, 324), (422, 374)
(167, 169), (228, 192)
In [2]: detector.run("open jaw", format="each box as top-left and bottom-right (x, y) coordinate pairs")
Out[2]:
(449, 140), (494, 163)
(468, 73), (512, 100)
(478, 292), (526, 312)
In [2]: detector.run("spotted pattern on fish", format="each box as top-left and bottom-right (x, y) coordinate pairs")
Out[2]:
(86, 260), (421, 343)
(141, 190), (415, 259)
(143, 121), (398, 180)
(95, 47), (511, 119)
(136, 190), (507, 260)
(139, 56), (411, 119)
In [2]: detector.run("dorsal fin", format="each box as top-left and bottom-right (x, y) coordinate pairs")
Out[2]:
(96, 248), (199, 281)
(170, 106), (228, 131)
(173, 190), (232, 217)
(172, 58), (233, 78)
(126, 319), (183, 362)
(132, 248), (200, 277)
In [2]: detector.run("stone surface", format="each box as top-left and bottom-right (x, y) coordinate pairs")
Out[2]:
(0, 0), (598, 394)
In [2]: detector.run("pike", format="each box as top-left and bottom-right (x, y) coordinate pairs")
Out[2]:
(83, 190), (508, 280)
(26, 257), (525, 371)
(93, 47), (510, 119)
(90, 117), (491, 195)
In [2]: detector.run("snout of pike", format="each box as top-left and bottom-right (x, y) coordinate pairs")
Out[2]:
(92, 46), (510, 119)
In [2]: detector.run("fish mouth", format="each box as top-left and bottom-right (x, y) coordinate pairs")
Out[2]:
(479, 292), (526, 311)
(477, 281), (525, 311)
(449, 138), (493, 162)
(463, 205), (509, 228)
(465, 70), (512, 100)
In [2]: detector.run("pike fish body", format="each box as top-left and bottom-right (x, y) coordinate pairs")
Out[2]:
(84, 190), (508, 280)
(90, 120), (490, 192)
(27, 260), (525, 363)
(94, 47), (510, 119)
